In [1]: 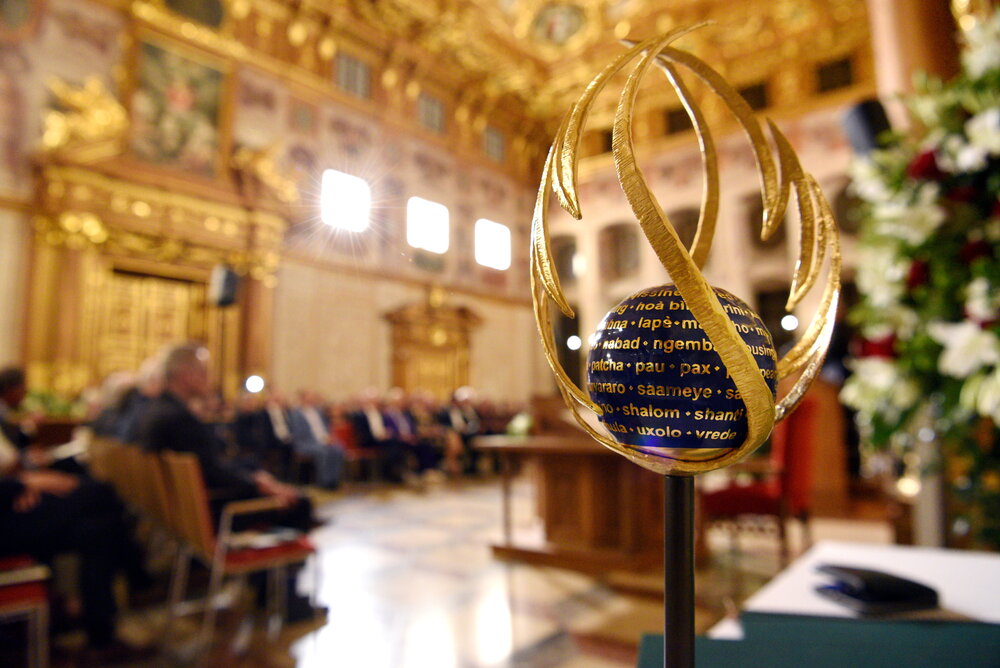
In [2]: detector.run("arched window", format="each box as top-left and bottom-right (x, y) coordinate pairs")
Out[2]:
(165, 0), (224, 28)
(474, 219), (511, 270)
(551, 235), (577, 285)
(598, 223), (640, 281)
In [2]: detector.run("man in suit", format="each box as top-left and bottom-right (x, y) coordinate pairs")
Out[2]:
(287, 390), (343, 489)
(350, 389), (407, 482)
(439, 386), (483, 474)
(137, 343), (311, 529)
(260, 392), (297, 480)
(138, 343), (322, 622)
(383, 388), (437, 475)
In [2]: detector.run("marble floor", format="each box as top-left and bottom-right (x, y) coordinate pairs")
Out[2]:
(38, 476), (892, 667)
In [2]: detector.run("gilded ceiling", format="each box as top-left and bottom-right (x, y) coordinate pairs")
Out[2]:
(108, 0), (875, 172)
(339, 0), (872, 119)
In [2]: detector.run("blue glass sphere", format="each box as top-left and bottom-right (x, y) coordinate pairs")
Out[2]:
(587, 284), (777, 458)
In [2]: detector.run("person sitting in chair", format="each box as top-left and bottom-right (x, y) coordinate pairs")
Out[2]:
(138, 343), (313, 530)
(138, 342), (321, 621)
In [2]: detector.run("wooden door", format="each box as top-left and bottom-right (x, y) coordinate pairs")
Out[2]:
(91, 271), (208, 380)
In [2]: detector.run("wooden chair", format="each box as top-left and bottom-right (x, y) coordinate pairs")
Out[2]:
(699, 396), (819, 565)
(157, 451), (315, 647)
(0, 556), (50, 668)
(85, 436), (115, 483)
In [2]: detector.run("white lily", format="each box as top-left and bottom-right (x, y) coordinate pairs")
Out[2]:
(871, 183), (945, 245)
(966, 277), (999, 324)
(928, 321), (1000, 378)
(965, 108), (1000, 155)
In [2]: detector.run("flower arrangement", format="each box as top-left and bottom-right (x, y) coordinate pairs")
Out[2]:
(842, 13), (1000, 549)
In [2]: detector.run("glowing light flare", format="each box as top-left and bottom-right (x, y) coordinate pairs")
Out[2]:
(407, 196), (449, 254)
(475, 218), (511, 270)
(244, 375), (265, 393)
(321, 169), (371, 232)
(780, 314), (799, 331)
(566, 335), (582, 350)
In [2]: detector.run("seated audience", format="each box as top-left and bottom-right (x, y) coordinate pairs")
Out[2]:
(383, 388), (438, 476)
(138, 343), (313, 530)
(439, 386), (483, 474)
(350, 390), (407, 482)
(138, 343), (320, 620)
(288, 390), (344, 489)
(0, 467), (151, 661)
(260, 391), (297, 479)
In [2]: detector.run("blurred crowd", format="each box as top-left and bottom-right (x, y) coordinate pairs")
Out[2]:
(0, 343), (524, 662)
(86, 352), (522, 489)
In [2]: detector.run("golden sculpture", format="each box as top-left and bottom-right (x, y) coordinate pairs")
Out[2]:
(41, 77), (128, 159)
(231, 143), (300, 205)
(531, 26), (841, 477)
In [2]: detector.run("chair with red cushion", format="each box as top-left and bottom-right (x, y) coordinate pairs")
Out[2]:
(0, 556), (50, 668)
(154, 452), (316, 648)
(335, 421), (380, 484)
(700, 396), (818, 565)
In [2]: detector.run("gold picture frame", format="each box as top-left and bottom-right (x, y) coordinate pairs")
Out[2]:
(126, 31), (233, 181)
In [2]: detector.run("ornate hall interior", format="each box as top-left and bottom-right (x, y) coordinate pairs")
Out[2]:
(0, 0), (996, 667)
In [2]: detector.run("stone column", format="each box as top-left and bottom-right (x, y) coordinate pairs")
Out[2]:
(865, 0), (961, 126)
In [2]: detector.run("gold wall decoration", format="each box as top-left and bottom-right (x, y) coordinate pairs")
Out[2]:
(385, 289), (482, 401)
(27, 64), (289, 398)
(231, 143), (299, 205)
(42, 77), (128, 162)
(531, 27), (840, 476)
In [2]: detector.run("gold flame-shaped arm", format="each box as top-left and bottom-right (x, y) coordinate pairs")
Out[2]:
(530, 27), (841, 476)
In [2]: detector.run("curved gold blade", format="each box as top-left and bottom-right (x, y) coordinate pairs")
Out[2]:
(530, 265), (600, 413)
(612, 33), (775, 456)
(655, 47), (786, 239)
(767, 120), (821, 310)
(531, 138), (574, 317)
(554, 26), (707, 221)
(776, 175), (841, 399)
(651, 59), (719, 268)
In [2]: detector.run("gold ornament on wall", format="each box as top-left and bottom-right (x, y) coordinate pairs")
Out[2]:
(530, 25), (841, 477)
(41, 77), (128, 158)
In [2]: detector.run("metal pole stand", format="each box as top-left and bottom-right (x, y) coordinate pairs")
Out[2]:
(663, 475), (695, 667)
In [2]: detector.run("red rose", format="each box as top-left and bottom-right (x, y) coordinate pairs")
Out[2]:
(906, 260), (929, 289)
(906, 150), (944, 181)
(960, 239), (992, 263)
(859, 335), (896, 358)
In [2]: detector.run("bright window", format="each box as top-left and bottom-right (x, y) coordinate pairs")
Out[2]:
(407, 197), (449, 254)
(474, 218), (511, 270)
(321, 169), (371, 232)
